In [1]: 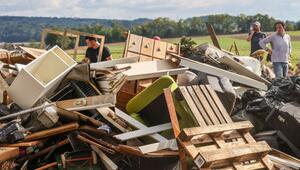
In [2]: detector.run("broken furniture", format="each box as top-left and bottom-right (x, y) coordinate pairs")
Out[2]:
(123, 32), (180, 61)
(169, 53), (268, 90)
(196, 43), (271, 85)
(117, 33), (183, 110)
(40, 28), (105, 61)
(126, 75), (196, 130)
(8, 46), (77, 108)
(165, 85), (274, 169)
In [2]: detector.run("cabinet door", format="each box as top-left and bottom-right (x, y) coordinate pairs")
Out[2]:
(167, 43), (179, 54)
(153, 41), (167, 59)
(127, 34), (142, 53)
(141, 37), (154, 56)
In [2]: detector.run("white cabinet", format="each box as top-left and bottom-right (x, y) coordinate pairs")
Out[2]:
(8, 46), (77, 109)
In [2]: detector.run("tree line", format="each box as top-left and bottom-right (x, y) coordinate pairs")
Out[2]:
(1, 14), (300, 46)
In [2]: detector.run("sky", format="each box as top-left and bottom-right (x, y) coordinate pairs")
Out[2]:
(0, 0), (299, 21)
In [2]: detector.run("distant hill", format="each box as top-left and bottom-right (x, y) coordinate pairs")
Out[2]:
(0, 16), (151, 42)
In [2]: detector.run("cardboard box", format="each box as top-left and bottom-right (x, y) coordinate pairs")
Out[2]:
(8, 46), (77, 108)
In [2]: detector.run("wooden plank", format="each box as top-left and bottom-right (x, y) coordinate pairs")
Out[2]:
(0, 147), (19, 162)
(138, 139), (178, 154)
(175, 54), (268, 90)
(192, 85), (222, 124)
(35, 162), (57, 170)
(115, 108), (167, 142)
(77, 135), (114, 154)
(97, 107), (128, 133)
(56, 94), (116, 111)
(91, 145), (118, 170)
(206, 23), (221, 49)
(24, 123), (79, 141)
(0, 140), (43, 147)
(73, 35), (80, 59)
(179, 86), (207, 126)
(163, 88), (188, 170)
(90, 56), (139, 70)
(199, 141), (270, 166)
(117, 60), (187, 81)
(114, 123), (172, 141)
(199, 85), (227, 124)
(164, 88), (181, 137)
(204, 85), (233, 123)
(179, 121), (253, 141)
(57, 108), (103, 127)
(218, 55), (271, 85)
(186, 86), (213, 125)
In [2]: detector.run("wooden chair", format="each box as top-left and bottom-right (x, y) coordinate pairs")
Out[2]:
(164, 85), (275, 169)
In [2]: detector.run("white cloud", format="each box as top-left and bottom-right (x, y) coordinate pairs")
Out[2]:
(0, 0), (299, 21)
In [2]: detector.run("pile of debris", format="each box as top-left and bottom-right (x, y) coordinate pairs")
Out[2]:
(0, 31), (299, 170)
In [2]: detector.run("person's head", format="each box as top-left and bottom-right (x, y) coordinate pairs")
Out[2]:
(275, 21), (286, 35)
(153, 36), (161, 41)
(85, 36), (97, 47)
(252, 21), (261, 32)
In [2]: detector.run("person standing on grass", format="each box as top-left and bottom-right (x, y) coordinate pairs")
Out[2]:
(247, 21), (266, 55)
(259, 21), (292, 78)
(83, 36), (112, 63)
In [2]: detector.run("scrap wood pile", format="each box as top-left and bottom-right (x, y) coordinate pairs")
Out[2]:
(0, 31), (298, 170)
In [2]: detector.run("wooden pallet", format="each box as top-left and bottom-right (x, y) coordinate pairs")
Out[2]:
(165, 85), (275, 169)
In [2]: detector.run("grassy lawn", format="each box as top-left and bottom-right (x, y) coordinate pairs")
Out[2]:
(70, 31), (300, 67)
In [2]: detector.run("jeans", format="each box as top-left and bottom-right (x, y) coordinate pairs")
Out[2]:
(273, 62), (288, 78)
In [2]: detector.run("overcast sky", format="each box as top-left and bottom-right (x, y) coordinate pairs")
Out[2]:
(0, 0), (299, 21)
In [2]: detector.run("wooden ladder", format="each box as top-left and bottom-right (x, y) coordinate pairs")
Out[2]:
(165, 85), (275, 169)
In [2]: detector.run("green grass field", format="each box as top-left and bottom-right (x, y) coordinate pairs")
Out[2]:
(73, 31), (300, 67)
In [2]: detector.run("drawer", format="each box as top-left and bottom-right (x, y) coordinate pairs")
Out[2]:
(128, 34), (142, 53)
(167, 43), (179, 54)
(153, 41), (167, 59)
(141, 37), (154, 56)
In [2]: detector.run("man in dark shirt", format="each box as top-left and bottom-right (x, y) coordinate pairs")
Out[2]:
(84, 36), (112, 63)
(247, 21), (266, 55)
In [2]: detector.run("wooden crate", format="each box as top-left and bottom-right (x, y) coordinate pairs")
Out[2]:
(166, 85), (275, 169)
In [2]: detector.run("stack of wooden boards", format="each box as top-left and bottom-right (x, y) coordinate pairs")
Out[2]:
(165, 85), (275, 169)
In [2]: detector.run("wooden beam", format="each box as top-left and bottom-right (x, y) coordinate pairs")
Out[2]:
(164, 88), (188, 170)
(91, 145), (118, 170)
(179, 121), (253, 141)
(198, 141), (271, 167)
(73, 35), (80, 60)
(138, 139), (178, 154)
(218, 55), (271, 85)
(0, 147), (19, 162)
(90, 56), (140, 70)
(173, 54), (267, 90)
(114, 123), (172, 141)
(24, 123), (79, 141)
(56, 108), (103, 127)
(206, 23), (221, 49)
(115, 108), (167, 142)
(56, 94), (116, 111)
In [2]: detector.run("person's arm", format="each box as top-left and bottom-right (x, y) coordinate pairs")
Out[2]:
(102, 46), (112, 61)
(259, 35), (273, 52)
(246, 32), (254, 42)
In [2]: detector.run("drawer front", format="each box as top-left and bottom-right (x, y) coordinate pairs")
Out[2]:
(141, 37), (155, 56)
(153, 41), (167, 59)
(167, 43), (179, 54)
(128, 34), (142, 53)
